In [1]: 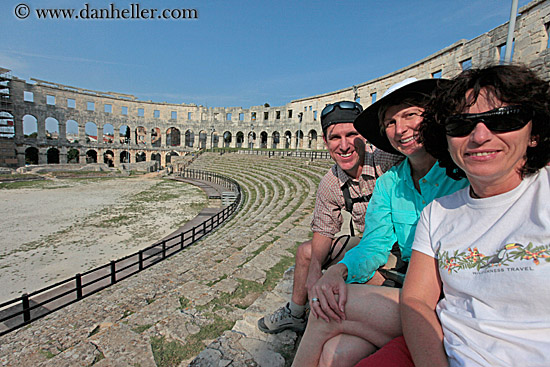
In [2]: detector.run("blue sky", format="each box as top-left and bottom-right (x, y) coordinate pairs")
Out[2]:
(1, 0), (532, 108)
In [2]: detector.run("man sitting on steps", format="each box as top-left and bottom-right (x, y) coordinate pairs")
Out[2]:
(258, 101), (402, 334)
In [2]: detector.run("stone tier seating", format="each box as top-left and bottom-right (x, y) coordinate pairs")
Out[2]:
(0, 152), (334, 367)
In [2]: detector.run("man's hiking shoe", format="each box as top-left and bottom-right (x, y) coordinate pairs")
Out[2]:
(257, 303), (307, 334)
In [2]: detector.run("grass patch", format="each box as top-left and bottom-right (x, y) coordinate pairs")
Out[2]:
(207, 245), (299, 314)
(150, 335), (188, 367)
(0, 173), (42, 180)
(153, 314), (235, 363)
(252, 242), (270, 256)
(179, 296), (191, 310)
(101, 214), (132, 227)
(0, 180), (48, 189)
(121, 309), (134, 319)
(206, 274), (228, 287)
(92, 350), (105, 364)
(39, 349), (56, 359)
(132, 324), (153, 333)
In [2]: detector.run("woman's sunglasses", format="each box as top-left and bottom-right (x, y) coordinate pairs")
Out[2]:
(321, 101), (363, 119)
(444, 106), (533, 137)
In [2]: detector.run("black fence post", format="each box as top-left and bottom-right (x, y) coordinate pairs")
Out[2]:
(139, 251), (143, 271)
(110, 261), (116, 284)
(76, 273), (83, 299)
(162, 241), (166, 259)
(22, 293), (30, 323)
(180, 232), (184, 250)
(192, 226), (196, 242)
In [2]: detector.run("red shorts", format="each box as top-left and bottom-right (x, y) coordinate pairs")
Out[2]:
(354, 336), (414, 367)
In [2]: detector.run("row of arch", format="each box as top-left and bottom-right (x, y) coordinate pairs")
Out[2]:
(21, 114), (322, 149)
(23, 147), (183, 167)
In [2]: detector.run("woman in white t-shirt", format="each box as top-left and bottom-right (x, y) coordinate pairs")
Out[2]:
(401, 64), (550, 367)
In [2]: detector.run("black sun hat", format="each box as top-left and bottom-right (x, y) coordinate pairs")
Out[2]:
(353, 78), (444, 154)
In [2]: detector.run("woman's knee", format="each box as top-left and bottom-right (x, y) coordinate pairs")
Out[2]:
(319, 338), (343, 367)
(319, 335), (376, 367)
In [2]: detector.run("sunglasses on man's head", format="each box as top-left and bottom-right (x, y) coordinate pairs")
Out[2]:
(444, 106), (533, 137)
(321, 101), (363, 119)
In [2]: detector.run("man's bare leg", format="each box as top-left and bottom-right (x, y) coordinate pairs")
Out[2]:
(290, 239), (313, 306)
(258, 236), (358, 334)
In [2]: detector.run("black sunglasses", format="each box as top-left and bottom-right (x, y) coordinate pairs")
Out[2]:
(445, 106), (533, 137)
(321, 101), (363, 119)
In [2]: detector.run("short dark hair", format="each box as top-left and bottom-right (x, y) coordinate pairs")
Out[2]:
(420, 64), (550, 180)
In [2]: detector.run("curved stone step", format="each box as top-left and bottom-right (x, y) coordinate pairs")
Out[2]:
(0, 153), (329, 367)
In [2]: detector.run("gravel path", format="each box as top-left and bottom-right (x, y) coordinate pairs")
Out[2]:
(0, 176), (207, 303)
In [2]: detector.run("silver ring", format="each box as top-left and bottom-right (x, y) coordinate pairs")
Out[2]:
(311, 297), (319, 302)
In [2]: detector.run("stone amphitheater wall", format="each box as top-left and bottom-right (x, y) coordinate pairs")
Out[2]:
(5, 0), (550, 168)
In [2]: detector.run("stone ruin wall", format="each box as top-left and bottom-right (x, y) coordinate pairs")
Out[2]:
(4, 0), (550, 168)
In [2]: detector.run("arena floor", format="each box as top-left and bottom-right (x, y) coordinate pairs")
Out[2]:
(0, 176), (208, 303)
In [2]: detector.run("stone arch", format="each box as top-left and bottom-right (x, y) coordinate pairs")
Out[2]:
(223, 131), (232, 147)
(212, 131), (219, 148)
(166, 151), (179, 164)
(167, 127), (181, 147)
(103, 123), (114, 144)
(199, 130), (207, 149)
(119, 125), (130, 144)
(236, 131), (244, 148)
(272, 131), (280, 149)
(120, 150), (130, 163)
(23, 115), (38, 138)
(151, 152), (161, 164)
(151, 127), (161, 147)
(25, 147), (38, 165)
(184, 129), (193, 147)
(284, 130), (292, 149)
(85, 122), (98, 143)
(45, 117), (59, 140)
(136, 151), (146, 162)
(66, 120), (79, 143)
(103, 150), (114, 167)
(295, 129), (304, 149)
(260, 131), (268, 149)
(136, 126), (146, 145)
(308, 129), (319, 149)
(47, 147), (60, 164)
(86, 149), (98, 163)
(67, 148), (79, 163)
(248, 130), (256, 149)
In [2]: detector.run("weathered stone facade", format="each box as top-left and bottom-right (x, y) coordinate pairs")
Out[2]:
(4, 0), (550, 168)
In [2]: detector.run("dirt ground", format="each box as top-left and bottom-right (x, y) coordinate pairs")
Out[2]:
(0, 176), (208, 303)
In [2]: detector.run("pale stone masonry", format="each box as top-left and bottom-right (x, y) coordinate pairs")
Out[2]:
(2, 0), (549, 169)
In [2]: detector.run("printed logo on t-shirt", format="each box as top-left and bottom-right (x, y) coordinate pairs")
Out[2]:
(438, 242), (550, 274)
